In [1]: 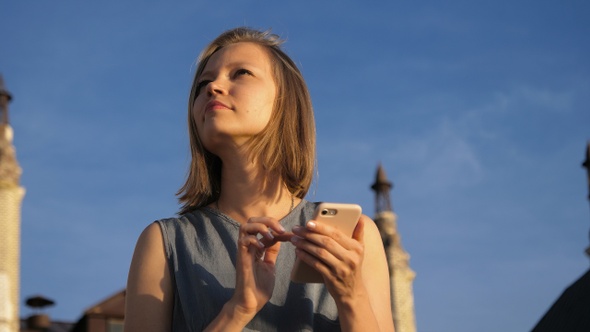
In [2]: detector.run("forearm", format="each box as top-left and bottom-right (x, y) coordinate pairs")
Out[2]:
(203, 300), (255, 332)
(336, 289), (381, 332)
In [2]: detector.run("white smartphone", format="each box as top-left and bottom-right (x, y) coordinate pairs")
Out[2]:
(290, 202), (362, 283)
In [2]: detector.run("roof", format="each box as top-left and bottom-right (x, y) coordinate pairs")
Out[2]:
(70, 289), (125, 332)
(532, 268), (590, 331)
(82, 289), (125, 317)
(20, 319), (74, 332)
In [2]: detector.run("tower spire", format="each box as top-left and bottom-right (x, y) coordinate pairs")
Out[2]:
(0, 75), (25, 332)
(371, 163), (393, 213)
(370, 164), (416, 332)
(0, 75), (13, 125)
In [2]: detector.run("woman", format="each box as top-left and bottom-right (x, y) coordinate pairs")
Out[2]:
(125, 27), (394, 332)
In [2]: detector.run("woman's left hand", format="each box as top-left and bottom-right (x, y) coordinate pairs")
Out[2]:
(291, 216), (367, 302)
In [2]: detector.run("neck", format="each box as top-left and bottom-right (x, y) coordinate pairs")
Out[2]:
(214, 151), (297, 224)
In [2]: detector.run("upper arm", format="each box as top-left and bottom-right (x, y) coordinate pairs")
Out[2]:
(124, 222), (174, 332)
(360, 215), (395, 332)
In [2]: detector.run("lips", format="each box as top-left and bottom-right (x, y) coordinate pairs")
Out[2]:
(205, 100), (231, 113)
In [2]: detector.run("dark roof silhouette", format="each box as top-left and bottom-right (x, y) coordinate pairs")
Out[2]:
(20, 319), (74, 332)
(532, 268), (590, 331)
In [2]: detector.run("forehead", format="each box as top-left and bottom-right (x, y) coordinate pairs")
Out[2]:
(203, 42), (273, 73)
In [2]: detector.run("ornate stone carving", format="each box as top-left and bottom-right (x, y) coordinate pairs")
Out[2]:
(0, 125), (21, 187)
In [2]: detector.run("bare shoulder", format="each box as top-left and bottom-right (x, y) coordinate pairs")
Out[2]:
(136, 222), (166, 252)
(360, 214), (382, 243)
(359, 214), (387, 267)
(127, 222), (169, 291)
(124, 222), (173, 332)
(359, 214), (395, 332)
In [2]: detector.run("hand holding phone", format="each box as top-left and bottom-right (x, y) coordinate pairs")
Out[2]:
(290, 203), (362, 283)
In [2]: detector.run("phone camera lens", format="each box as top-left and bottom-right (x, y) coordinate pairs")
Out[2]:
(321, 209), (328, 215)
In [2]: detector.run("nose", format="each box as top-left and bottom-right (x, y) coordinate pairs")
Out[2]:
(206, 78), (227, 96)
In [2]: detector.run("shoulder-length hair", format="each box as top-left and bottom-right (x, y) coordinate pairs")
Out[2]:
(177, 27), (316, 214)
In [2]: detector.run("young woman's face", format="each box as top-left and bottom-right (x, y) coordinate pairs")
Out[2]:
(192, 42), (277, 152)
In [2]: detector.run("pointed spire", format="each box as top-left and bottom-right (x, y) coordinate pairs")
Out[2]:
(371, 163), (394, 213)
(0, 75), (12, 100)
(0, 74), (12, 125)
(0, 74), (21, 185)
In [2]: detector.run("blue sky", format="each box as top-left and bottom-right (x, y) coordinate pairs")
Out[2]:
(2, 1), (589, 331)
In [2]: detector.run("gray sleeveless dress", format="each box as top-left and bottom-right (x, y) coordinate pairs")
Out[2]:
(157, 200), (341, 332)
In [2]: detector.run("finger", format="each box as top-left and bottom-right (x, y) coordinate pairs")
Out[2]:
(254, 248), (265, 261)
(293, 247), (333, 279)
(262, 241), (281, 264)
(290, 228), (344, 262)
(243, 218), (287, 244)
(239, 234), (265, 250)
(291, 220), (364, 271)
(272, 232), (294, 242)
(259, 232), (294, 248)
(293, 224), (356, 254)
(247, 216), (287, 234)
(241, 222), (273, 237)
(240, 224), (276, 245)
(245, 239), (266, 265)
(302, 221), (357, 250)
(236, 236), (261, 276)
(291, 235), (348, 269)
(293, 237), (363, 285)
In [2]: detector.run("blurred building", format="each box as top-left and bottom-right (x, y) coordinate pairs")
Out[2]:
(69, 291), (124, 332)
(0, 75), (26, 332)
(0, 75), (126, 332)
(19, 292), (124, 332)
(371, 164), (417, 332)
(20, 295), (71, 332)
(531, 142), (590, 331)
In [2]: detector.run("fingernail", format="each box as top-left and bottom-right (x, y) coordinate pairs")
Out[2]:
(306, 221), (316, 229)
(267, 231), (274, 240)
(278, 225), (286, 233)
(290, 236), (301, 244)
(257, 240), (265, 248)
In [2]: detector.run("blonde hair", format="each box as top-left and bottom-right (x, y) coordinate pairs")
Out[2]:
(177, 27), (316, 214)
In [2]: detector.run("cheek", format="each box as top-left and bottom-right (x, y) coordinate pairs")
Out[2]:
(191, 103), (199, 123)
(190, 102), (206, 140)
(192, 97), (203, 119)
(191, 97), (210, 132)
(259, 89), (277, 119)
(193, 118), (211, 152)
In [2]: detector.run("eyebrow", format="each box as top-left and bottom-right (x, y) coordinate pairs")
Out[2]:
(200, 60), (265, 79)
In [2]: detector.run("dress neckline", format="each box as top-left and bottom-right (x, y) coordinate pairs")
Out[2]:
(202, 199), (307, 228)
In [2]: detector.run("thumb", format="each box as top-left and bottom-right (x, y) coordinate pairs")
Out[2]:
(352, 216), (365, 243)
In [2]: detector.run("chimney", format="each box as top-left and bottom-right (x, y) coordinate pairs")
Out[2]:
(24, 295), (55, 330)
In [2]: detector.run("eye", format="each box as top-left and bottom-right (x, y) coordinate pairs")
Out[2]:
(234, 68), (253, 78)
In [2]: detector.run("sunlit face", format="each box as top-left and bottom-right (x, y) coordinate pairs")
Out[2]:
(192, 42), (277, 153)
